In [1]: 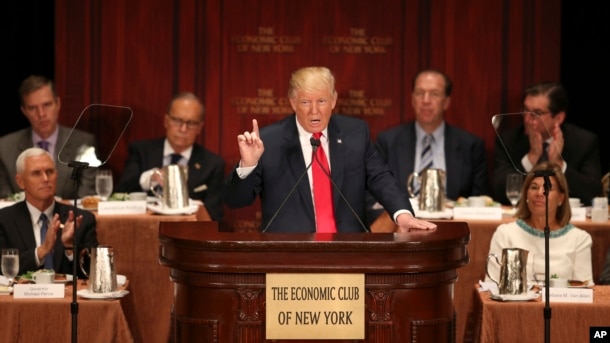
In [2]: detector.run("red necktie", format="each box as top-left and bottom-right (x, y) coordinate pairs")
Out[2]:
(312, 132), (337, 233)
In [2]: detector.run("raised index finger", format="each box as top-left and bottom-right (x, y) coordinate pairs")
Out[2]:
(252, 119), (259, 136)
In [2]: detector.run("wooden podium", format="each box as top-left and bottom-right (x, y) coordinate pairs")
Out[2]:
(159, 221), (470, 343)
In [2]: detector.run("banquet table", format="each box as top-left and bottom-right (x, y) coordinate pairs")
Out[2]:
(469, 284), (610, 343)
(92, 205), (211, 343)
(0, 281), (133, 343)
(371, 209), (610, 343)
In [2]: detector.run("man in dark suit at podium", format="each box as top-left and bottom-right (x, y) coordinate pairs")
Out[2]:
(225, 66), (437, 233)
(116, 92), (225, 221)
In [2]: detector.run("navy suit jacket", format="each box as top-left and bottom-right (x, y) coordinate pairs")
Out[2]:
(0, 201), (98, 276)
(375, 122), (489, 200)
(225, 114), (414, 233)
(115, 138), (226, 221)
(492, 122), (602, 205)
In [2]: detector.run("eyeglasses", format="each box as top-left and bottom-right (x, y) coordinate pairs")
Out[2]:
(523, 108), (552, 117)
(167, 114), (201, 130)
(413, 90), (445, 99)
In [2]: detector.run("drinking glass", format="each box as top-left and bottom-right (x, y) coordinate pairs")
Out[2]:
(95, 169), (113, 201)
(505, 173), (524, 211)
(1, 248), (19, 286)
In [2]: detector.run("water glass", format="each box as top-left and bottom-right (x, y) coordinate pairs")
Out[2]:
(1, 248), (19, 286)
(505, 173), (523, 210)
(95, 169), (113, 201)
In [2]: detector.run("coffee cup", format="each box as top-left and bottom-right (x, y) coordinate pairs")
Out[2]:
(468, 196), (486, 207)
(569, 198), (581, 208)
(32, 269), (55, 284)
(549, 278), (568, 288)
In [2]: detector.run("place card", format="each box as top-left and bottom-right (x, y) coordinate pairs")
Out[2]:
(541, 287), (593, 303)
(13, 283), (65, 299)
(98, 200), (147, 215)
(453, 207), (502, 220)
(570, 207), (587, 222)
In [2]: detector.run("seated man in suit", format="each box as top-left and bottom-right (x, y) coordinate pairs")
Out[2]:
(0, 75), (98, 199)
(225, 66), (437, 233)
(0, 148), (98, 276)
(492, 81), (602, 206)
(369, 69), (489, 222)
(115, 92), (225, 221)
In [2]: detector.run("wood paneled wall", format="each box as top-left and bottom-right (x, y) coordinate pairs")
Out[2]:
(55, 0), (561, 232)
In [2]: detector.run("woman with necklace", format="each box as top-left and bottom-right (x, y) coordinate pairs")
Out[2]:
(486, 161), (593, 285)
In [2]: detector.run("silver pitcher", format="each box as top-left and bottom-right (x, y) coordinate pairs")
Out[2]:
(79, 246), (117, 293)
(407, 168), (446, 212)
(486, 247), (529, 295)
(150, 165), (189, 209)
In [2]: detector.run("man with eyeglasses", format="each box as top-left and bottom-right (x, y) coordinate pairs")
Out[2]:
(115, 92), (225, 221)
(367, 69), (489, 223)
(492, 81), (602, 206)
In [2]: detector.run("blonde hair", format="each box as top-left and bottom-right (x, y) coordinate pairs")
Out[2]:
(288, 66), (337, 99)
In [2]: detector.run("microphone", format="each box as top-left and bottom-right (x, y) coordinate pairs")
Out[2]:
(311, 137), (370, 233)
(261, 137), (320, 232)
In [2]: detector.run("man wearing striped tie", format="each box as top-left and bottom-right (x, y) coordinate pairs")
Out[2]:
(369, 69), (489, 222)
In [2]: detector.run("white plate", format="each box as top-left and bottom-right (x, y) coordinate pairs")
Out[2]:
(0, 286), (13, 295)
(415, 208), (453, 219)
(53, 274), (74, 284)
(568, 280), (595, 288)
(77, 289), (130, 299)
(147, 202), (199, 215)
(490, 292), (540, 302)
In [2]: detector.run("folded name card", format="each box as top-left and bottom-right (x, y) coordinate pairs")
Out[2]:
(13, 283), (65, 299)
(570, 207), (587, 221)
(98, 200), (147, 215)
(541, 287), (593, 303)
(453, 207), (502, 220)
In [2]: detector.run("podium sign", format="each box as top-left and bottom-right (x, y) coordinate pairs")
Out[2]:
(266, 273), (364, 339)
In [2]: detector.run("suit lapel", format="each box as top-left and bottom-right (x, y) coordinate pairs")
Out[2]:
(283, 119), (315, 217)
(327, 118), (344, 206)
(444, 126), (461, 197)
(397, 124), (416, 184)
(15, 202), (37, 249)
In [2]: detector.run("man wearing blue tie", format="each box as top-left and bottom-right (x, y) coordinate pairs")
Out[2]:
(0, 148), (99, 276)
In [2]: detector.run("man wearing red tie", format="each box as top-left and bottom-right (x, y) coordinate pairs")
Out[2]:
(225, 66), (436, 233)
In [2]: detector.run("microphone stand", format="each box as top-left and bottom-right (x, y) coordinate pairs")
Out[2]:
(534, 168), (554, 343)
(68, 161), (89, 343)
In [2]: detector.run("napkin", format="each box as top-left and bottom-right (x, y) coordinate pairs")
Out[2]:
(0, 275), (9, 286)
(478, 280), (499, 294)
